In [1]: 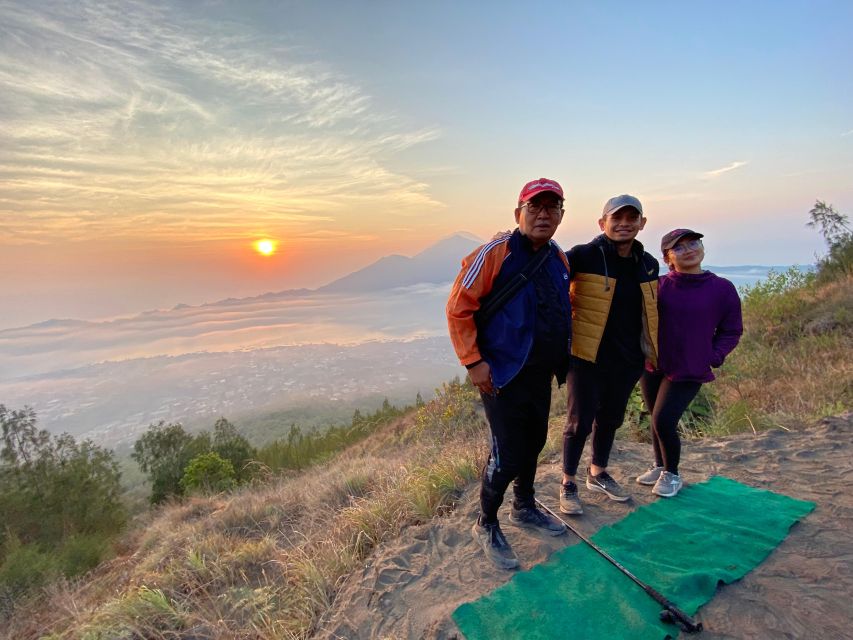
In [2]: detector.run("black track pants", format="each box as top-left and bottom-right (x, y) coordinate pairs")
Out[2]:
(562, 359), (644, 476)
(639, 370), (702, 475)
(479, 366), (553, 524)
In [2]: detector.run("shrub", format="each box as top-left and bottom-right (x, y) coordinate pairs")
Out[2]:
(180, 452), (236, 494)
(411, 378), (484, 441)
(0, 538), (59, 603)
(58, 533), (112, 578)
(739, 266), (815, 328)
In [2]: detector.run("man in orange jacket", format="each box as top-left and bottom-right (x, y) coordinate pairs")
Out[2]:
(446, 178), (573, 569)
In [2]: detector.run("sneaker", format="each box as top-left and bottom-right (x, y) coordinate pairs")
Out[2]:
(509, 505), (567, 536)
(653, 471), (683, 498)
(559, 482), (584, 515)
(586, 469), (631, 502)
(471, 521), (520, 569)
(636, 465), (664, 486)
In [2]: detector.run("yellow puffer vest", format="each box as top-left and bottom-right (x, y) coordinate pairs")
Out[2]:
(567, 237), (659, 367)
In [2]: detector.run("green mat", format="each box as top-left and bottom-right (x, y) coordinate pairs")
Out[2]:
(453, 476), (815, 640)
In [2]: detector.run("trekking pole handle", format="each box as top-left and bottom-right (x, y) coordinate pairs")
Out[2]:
(534, 498), (702, 634)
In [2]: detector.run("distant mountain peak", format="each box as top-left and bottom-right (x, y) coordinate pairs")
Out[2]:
(319, 233), (483, 293)
(450, 231), (483, 242)
(0, 318), (93, 334)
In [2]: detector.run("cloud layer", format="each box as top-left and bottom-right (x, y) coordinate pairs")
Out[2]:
(0, 283), (452, 380)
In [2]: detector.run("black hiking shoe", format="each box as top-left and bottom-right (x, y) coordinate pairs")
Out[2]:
(509, 504), (567, 536)
(471, 520), (519, 570)
(559, 481), (584, 515)
(586, 468), (631, 502)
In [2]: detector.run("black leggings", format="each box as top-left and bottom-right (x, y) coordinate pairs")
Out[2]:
(479, 366), (553, 524)
(639, 371), (701, 475)
(562, 359), (644, 476)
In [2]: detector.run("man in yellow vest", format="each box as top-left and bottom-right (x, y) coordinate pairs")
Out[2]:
(559, 195), (659, 515)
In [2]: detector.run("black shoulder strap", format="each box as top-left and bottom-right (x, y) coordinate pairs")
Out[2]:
(475, 243), (552, 328)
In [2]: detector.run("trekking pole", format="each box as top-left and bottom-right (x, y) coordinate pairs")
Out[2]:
(535, 498), (702, 633)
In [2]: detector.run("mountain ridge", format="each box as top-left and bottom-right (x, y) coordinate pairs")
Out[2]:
(318, 233), (483, 293)
(0, 233), (484, 334)
(1, 227), (805, 334)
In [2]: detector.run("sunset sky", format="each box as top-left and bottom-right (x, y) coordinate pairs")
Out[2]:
(2, 1), (852, 328)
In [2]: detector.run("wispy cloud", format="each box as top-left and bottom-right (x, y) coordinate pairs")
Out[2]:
(842, 130), (853, 137)
(0, 1), (442, 245)
(702, 161), (749, 179)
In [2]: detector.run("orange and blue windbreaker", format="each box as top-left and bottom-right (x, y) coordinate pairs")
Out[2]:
(446, 229), (572, 389)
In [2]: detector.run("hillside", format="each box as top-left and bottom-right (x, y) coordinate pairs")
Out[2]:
(1, 380), (486, 639)
(5, 390), (851, 640)
(3, 261), (851, 639)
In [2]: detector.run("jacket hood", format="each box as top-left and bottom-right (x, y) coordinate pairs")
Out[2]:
(590, 233), (658, 280)
(591, 233), (647, 259)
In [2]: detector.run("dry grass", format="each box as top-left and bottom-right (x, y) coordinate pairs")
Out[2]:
(712, 273), (853, 431)
(3, 383), (487, 640)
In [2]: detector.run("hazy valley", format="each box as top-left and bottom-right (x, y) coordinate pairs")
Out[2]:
(0, 231), (792, 448)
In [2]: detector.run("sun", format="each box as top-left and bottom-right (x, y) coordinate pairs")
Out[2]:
(254, 239), (276, 256)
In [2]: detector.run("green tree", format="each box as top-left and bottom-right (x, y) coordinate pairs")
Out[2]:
(0, 405), (125, 602)
(180, 452), (236, 494)
(286, 424), (306, 468)
(808, 200), (851, 246)
(211, 417), (255, 483)
(131, 421), (209, 503)
(1, 405), (124, 547)
(808, 200), (853, 281)
(1, 405), (49, 468)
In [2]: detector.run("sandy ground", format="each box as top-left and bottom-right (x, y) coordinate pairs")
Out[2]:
(314, 414), (853, 640)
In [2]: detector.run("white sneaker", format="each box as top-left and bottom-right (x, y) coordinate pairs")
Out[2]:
(636, 465), (664, 486)
(652, 471), (683, 498)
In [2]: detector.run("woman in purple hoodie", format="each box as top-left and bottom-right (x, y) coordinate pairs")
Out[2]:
(636, 229), (743, 497)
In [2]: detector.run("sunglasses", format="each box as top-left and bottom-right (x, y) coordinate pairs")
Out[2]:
(670, 239), (703, 255)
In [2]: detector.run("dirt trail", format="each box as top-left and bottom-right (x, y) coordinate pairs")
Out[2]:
(315, 414), (853, 640)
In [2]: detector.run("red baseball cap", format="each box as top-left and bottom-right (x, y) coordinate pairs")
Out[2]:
(518, 178), (564, 204)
